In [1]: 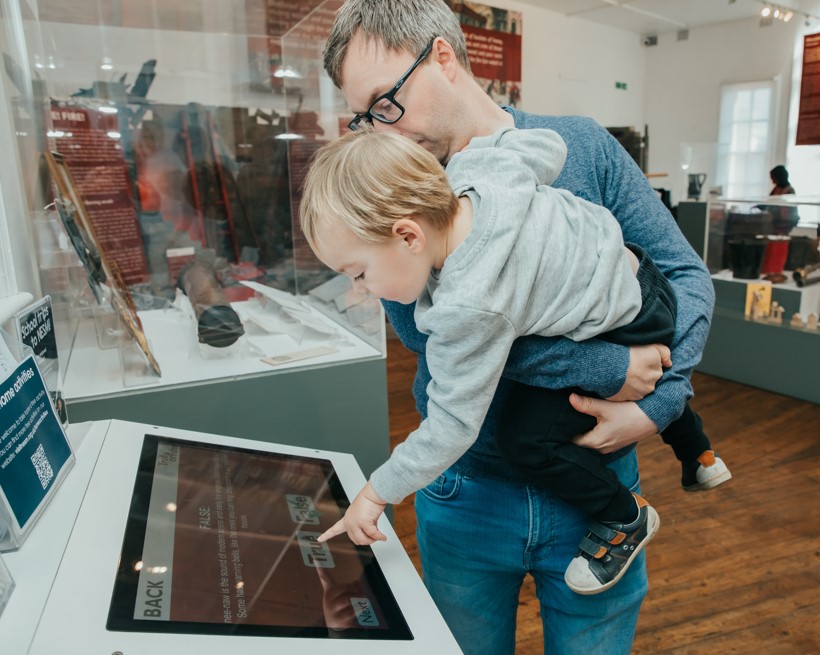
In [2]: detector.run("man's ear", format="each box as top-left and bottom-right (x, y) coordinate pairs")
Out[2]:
(431, 37), (459, 82)
(392, 218), (426, 253)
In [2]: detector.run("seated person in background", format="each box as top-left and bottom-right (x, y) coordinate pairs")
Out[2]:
(770, 164), (795, 196)
(768, 164), (799, 234)
(299, 127), (731, 595)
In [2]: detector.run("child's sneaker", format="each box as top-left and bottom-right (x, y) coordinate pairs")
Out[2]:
(564, 494), (660, 595)
(681, 450), (732, 492)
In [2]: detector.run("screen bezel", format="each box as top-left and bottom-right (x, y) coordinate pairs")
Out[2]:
(106, 434), (413, 640)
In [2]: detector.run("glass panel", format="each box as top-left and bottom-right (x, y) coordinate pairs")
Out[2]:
(749, 121), (769, 153)
(744, 152), (767, 191)
(731, 90), (751, 121)
(281, 0), (384, 349)
(731, 122), (751, 151)
(726, 154), (747, 198)
(718, 89), (736, 128)
(0, 0), (385, 402)
(751, 87), (771, 121)
(718, 81), (773, 201)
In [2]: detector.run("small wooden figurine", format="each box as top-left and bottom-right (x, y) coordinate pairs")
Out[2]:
(790, 312), (806, 328)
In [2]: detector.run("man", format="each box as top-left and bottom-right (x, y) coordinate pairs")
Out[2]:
(321, 1), (714, 653)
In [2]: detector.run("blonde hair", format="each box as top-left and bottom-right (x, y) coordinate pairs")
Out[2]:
(323, 0), (470, 88)
(300, 130), (459, 253)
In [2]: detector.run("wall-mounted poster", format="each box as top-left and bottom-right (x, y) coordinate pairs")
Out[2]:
(449, 2), (522, 108)
(796, 32), (820, 145)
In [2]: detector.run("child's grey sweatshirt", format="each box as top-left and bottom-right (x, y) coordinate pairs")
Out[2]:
(370, 127), (641, 504)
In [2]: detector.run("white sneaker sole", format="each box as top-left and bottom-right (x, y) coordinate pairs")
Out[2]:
(684, 458), (733, 492)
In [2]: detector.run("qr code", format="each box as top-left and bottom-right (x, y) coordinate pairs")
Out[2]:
(31, 444), (54, 490)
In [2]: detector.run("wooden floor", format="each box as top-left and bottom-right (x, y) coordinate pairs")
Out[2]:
(385, 335), (820, 654)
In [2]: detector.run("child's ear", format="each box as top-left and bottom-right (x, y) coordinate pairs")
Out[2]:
(392, 218), (426, 253)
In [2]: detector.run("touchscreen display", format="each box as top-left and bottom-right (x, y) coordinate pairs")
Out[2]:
(107, 435), (412, 640)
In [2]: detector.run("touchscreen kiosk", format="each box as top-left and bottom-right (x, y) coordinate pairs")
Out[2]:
(109, 434), (411, 640)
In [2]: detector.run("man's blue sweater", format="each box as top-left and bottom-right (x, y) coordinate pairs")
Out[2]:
(382, 110), (715, 481)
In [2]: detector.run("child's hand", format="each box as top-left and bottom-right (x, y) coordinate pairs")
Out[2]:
(608, 344), (672, 402)
(316, 481), (388, 545)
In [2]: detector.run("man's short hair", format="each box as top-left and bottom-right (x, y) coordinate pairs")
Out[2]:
(323, 0), (470, 88)
(300, 130), (459, 253)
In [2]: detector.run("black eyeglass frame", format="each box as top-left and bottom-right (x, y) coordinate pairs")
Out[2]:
(348, 37), (436, 132)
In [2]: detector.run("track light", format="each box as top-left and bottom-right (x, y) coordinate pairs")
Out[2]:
(760, 3), (808, 26)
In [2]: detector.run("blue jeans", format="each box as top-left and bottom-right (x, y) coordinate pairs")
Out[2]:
(415, 451), (646, 655)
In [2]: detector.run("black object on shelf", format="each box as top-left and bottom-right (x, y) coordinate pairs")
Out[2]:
(177, 260), (245, 347)
(728, 237), (767, 279)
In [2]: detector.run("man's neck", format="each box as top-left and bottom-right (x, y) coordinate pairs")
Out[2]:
(448, 77), (515, 157)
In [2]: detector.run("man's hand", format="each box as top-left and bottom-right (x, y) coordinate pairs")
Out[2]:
(569, 394), (660, 454)
(316, 481), (388, 546)
(606, 344), (672, 402)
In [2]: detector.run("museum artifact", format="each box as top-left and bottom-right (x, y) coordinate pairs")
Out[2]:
(793, 262), (820, 287)
(687, 173), (707, 200)
(176, 260), (245, 347)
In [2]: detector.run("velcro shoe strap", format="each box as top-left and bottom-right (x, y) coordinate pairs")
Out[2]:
(578, 535), (609, 560)
(588, 521), (625, 545)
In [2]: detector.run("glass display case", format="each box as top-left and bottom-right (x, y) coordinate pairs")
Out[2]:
(677, 195), (819, 404)
(0, 1), (390, 473)
(702, 196), (820, 324)
(1, 0), (383, 395)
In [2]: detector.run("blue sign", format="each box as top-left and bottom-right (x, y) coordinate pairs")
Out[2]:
(0, 356), (72, 529)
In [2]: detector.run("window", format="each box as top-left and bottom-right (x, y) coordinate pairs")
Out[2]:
(716, 81), (775, 198)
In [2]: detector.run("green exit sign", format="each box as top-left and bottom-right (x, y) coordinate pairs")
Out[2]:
(615, 81), (628, 90)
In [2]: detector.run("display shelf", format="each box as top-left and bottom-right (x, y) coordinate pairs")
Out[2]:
(677, 199), (820, 401)
(710, 268), (820, 319)
(698, 307), (819, 404)
(62, 300), (382, 401)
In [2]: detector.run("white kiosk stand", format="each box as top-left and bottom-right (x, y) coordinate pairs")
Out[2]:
(0, 420), (461, 654)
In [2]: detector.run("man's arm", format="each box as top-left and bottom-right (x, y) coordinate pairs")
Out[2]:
(500, 116), (713, 434)
(598, 122), (714, 429)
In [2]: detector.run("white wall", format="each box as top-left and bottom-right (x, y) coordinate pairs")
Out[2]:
(493, 0), (648, 128)
(644, 18), (800, 204)
(502, 3), (807, 205)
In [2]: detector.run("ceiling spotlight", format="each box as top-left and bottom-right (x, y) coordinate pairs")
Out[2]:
(783, 11), (793, 22)
(761, 6), (771, 17)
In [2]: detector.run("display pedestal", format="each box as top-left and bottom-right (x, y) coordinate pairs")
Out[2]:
(0, 420), (461, 654)
(63, 308), (390, 477)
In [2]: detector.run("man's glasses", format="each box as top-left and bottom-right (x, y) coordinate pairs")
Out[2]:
(348, 38), (436, 132)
